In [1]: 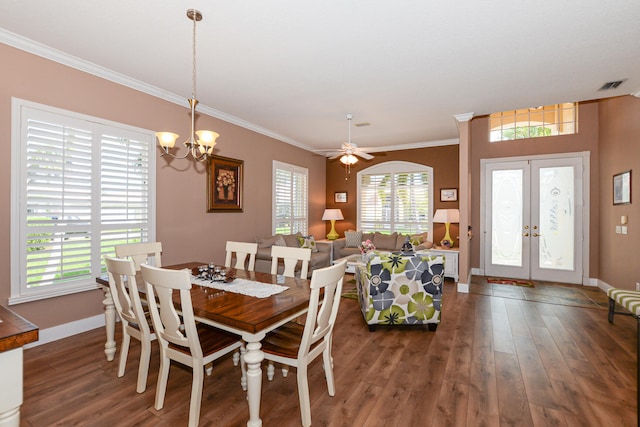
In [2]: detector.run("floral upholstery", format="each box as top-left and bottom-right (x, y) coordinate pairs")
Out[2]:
(355, 252), (444, 331)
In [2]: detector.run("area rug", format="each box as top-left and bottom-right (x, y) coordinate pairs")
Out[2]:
(487, 277), (534, 287)
(342, 278), (359, 299)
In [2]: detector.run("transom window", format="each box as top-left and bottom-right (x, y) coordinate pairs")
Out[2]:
(10, 99), (156, 304)
(272, 161), (308, 235)
(357, 161), (433, 235)
(490, 103), (577, 142)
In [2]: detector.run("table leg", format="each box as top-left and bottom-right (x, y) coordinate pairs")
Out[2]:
(243, 340), (264, 427)
(101, 286), (117, 362)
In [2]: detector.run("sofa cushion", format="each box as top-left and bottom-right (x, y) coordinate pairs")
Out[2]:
(256, 234), (281, 249)
(345, 230), (362, 248)
(373, 232), (398, 250)
(283, 232), (303, 247)
(297, 235), (319, 252)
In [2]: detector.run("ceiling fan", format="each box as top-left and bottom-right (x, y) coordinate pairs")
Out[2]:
(317, 114), (374, 164)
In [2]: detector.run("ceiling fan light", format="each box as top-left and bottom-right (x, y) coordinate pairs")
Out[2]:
(340, 154), (358, 165)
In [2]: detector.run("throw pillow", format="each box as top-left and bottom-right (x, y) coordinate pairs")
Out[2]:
(410, 232), (428, 246)
(274, 235), (287, 247)
(297, 235), (319, 252)
(345, 230), (363, 248)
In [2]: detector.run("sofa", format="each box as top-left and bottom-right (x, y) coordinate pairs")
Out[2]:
(332, 231), (433, 260)
(355, 252), (444, 331)
(254, 232), (331, 278)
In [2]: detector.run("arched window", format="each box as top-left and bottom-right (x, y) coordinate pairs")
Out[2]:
(357, 161), (433, 236)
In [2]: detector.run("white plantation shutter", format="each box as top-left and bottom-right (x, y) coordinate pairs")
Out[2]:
(357, 162), (433, 235)
(11, 99), (155, 303)
(273, 161), (308, 235)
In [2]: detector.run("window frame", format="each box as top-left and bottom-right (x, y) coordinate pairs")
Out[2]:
(10, 98), (156, 304)
(489, 102), (578, 142)
(357, 161), (434, 236)
(272, 160), (308, 235)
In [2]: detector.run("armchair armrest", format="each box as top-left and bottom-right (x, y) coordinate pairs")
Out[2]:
(315, 240), (331, 254)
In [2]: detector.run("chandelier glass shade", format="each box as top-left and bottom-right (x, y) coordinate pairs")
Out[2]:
(340, 154), (358, 165)
(155, 9), (218, 162)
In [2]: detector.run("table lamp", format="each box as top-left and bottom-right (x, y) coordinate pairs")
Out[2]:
(432, 208), (460, 248)
(322, 208), (344, 240)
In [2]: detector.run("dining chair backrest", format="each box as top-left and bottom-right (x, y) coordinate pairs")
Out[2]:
(225, 241), (258, 271)
(140, 264), (202, 359)
(300, 260), (346, 359)
(104, 256), (156, 393)
(270, 245), (311, 279)
(104, 256), (148, 335)
(115, 241), (163, 271)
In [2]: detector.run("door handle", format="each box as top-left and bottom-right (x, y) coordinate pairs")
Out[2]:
(533, 233), (540, 237)
(523, 232), (529, 237)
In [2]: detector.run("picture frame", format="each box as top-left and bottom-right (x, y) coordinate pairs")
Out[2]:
(440, 188), (458, 202)
(334, 192), (347, 203)
(207, 155), (243, 212)
(613, 170), (631, 205)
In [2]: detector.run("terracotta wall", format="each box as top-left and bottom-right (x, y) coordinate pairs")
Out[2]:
(597, 95), (640, 289)
(325, 144), (460, 244)
(0, 44), (326, 328)
(469, 101), (600, 277)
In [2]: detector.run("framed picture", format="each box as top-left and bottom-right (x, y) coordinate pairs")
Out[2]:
(613, 170), (631, 205)
(207, 155), (243, 212)
(334, 192), (347, 203)
(440, 188), (458, 202)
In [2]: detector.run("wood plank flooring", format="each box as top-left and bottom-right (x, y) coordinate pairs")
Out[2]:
(20, 280), (637, 426)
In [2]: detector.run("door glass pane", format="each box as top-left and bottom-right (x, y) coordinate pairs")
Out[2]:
(538, 166), (574, 271)
(491, 169), (523, 266)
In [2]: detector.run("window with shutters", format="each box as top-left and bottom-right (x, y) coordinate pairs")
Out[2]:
(10, 99), (156, 304)
(272, 161), (308, 235)
(357, 161), (433, 235)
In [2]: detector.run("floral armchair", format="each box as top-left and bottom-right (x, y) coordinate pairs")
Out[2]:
(354, 252), (445, 331)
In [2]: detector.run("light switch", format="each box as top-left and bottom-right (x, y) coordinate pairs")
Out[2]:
(616, 225), (622, 234)
(622, 226), (628, 234)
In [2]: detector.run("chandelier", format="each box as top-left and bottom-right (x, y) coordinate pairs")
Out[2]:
(155, 9), (219, 162)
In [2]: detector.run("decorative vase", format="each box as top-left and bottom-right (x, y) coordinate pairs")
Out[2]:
(218, 187), (225, 200)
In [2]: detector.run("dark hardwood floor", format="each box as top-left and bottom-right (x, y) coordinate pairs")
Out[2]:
(20, 279), (637, 426)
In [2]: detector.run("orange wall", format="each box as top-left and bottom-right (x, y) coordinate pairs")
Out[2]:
(0, 44), (326, 328)
(324, 144), (460, 244)
(597, 96), (640, 289)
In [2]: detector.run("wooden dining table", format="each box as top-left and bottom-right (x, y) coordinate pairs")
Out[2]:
(96, 261), (312, 427)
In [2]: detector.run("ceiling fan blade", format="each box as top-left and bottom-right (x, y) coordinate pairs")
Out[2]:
(356, 152), (374, 160)
(328, 153), (342, 160)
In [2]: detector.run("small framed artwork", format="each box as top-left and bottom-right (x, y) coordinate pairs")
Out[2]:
(613, 170), (631, 205)
(440, 188), (458, 202)
(207, 155), (243, 212)
(334, 192), (348, 203)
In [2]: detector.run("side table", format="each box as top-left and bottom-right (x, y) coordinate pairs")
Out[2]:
(429, 247), (459, 282)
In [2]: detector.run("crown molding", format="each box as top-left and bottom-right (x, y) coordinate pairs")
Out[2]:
(0, 29), (311, 151)
(453, 112), (475, 123)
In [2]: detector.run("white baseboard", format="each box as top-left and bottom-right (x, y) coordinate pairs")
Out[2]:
(25, 314), (106, 349)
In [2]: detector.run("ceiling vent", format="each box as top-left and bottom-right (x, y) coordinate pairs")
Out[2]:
(598, 79), (626, 91)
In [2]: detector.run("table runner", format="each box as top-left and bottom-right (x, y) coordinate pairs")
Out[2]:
(192, 276), (289, 298)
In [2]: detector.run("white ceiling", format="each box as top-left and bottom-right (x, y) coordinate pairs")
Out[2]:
(1, 0), (639, 154)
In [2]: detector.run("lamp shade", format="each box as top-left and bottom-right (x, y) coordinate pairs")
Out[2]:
(322, 209), (344, 221)
(432, 209), (460, 223)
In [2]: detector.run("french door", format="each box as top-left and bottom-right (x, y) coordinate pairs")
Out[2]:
(482, 156), (585, 284)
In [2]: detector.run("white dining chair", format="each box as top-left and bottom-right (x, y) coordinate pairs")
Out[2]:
(262, 260), (347, 427)
(115, 241), (163, 271)
(270, 245), (311, 279)
(140, 264), (246, 427)
(225, 241), (258, 271)
(104, 256), (156, 393)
